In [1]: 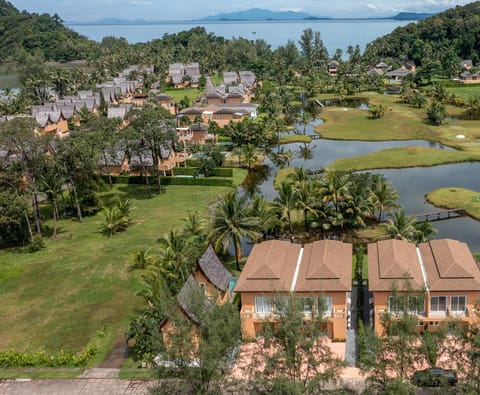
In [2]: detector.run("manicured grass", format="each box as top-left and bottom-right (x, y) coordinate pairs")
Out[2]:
(163, 88), (203, 103)
(446, 85), (480, 100)
(279, 134), (312, 144)
(0, 170), (246, 358)
(353, 255), (368, 281)
(0, 369), (81, 379)
(313, 92), (480, 171)
(425, 187), (480, 221)
(331, 146), (480, 171)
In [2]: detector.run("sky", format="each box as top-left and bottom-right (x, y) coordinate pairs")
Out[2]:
(9, 0), (472, 22)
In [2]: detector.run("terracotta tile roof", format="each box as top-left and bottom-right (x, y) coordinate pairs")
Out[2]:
(368, 239), (424, 292)
(419, 239), (480, 291)
(234, 240), (301, 293)
(197, 244), (233, 292)
(295, 240), (352, 292)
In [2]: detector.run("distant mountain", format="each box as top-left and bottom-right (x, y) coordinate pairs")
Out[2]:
(392, 12), (435, 21)
(202, 8), (329, 21)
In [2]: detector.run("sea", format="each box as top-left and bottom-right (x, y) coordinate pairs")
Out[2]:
(67, 19), (412, 53)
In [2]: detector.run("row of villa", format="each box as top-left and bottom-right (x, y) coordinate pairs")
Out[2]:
(164, 238), (480, 350)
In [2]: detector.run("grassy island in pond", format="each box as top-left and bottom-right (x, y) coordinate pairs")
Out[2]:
(426, 187), (480, 221)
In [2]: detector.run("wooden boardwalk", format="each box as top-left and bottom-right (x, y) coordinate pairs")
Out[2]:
(414, 208), (465, 222)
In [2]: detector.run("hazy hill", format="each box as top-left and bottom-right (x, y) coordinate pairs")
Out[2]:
(0, 0), (98, 62)
(202, 8), (327, 21)
(392, 12), (435, 20)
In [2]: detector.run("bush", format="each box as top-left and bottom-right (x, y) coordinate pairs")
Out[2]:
(28, 235), (45, 253)
(105, 174), (234, 187)
(0, 346), (97, 368)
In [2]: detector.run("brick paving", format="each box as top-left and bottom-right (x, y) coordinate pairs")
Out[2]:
(0, 378), (155, 395)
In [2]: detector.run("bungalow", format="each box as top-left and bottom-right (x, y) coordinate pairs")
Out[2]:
(223, 71), (239, 85)
(238, 71), (256, 88)
(33, 111), (69, 137)
(190, 123), (214, 145)
(459, 70), (480, 84)
(168, 63), (201, 88)
(155, 94), (175, 115)
(195, 244), (234, 304)
(98, 147), (128, 176)
(234, 239), (352, 340)
(368, 239), (480, 336)
(160, 274), (213, 347)
(327, 60), (340, 77)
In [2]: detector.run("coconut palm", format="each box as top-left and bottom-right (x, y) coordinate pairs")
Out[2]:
(369, 175), (400, 222)
(274, 181), (296, 234)
(209, 191), (261, 271)
(157, 229), (196, 290)
(318, 168), (351, 213)
(293, 178), (318, 232)
(385, 209), (417, 242)
(414, 221), (438, 243)
(251, 194), (280, 238)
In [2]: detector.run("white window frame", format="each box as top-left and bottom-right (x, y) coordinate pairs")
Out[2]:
(430, 296), (448, 312)
(450, 295), (467, 312)
(388, 295), (425, 315)
(254, 296), (272, 317)
(296, 297), (313, 316)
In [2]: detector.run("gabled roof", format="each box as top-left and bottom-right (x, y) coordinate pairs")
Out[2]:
(197, 245), (233, 292)
(177, 274), (213, 324)
(295, 240), (352, 292)
(385, 68), (412, 77)
(368, 239), (424, 292)
(190, 123), (208, 131)
(419, 239), (480, 291)
(234, 240), (302, 293)
(107, 107), (127, 119)
(156, 94), (173, 101)
(99, 148), (126, 166)
(129, 149), (153, 166)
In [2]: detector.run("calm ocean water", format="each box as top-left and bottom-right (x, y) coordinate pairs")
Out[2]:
(67, 19), (411, 53)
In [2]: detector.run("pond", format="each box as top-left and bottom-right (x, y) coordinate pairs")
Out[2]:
(242, 134), (480, 252)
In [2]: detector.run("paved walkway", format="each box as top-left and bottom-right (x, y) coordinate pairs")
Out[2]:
(0, 377), (153, 394)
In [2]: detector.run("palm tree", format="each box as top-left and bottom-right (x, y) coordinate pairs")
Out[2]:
(251, 195), (279, 238)
(157, 229), (196, 290)
(414, 222), (437, 243)
(293, 179), (318, 232)
(39, 170), (65, 239)
(385, 209), (417, 242)
(274, 182), (296, 234)
(209, 191), (261, 271)
(369, 175), (400, 222)
(319, 168), (351, 213)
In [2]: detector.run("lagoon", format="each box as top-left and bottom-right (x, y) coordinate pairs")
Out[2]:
(67, 19), (411, 52)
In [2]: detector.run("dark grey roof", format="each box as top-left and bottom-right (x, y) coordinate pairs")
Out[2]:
(198, 245), (233, 292)
(385, 68), (412, 77)
(129, 149), (153, 166)
(159, 143), (172, 160)
(156, 94), (173, 101)
(99, 149), (126, 166)
(177, 275), (213, 324)
(190, 123), (208, 131)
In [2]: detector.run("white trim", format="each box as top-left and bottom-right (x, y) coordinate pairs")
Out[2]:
(290, 247), (304, 292)
(416, 247), (429, 291)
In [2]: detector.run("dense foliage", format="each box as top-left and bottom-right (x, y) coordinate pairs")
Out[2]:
(364, 1), (480, 68)
(0, 346), (96, 368)
(0, 0), (98, 62)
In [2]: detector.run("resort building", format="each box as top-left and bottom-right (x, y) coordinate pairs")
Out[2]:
(327, 60), (340, 77)
(155, 94), (176, 115)
(168, 63), (201, 88)
(234, 239), (352, 341)
(368, 239), (480, 335)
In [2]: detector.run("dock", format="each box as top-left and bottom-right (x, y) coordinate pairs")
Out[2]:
(414, 208), (465, 222)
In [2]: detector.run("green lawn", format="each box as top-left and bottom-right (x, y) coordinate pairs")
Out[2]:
(163, 88), (203, 103)
(425, 187), (480, 221)
(0, 170), (246, 358)
(279, 134), (312, 144)
(446, 84), (480, 100)
(314, 92), (480, 171)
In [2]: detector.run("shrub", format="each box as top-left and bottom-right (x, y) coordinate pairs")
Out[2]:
(0, 346), (97, 368)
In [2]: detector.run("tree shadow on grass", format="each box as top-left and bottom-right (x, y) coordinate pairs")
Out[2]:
(100, 185), (167, 203)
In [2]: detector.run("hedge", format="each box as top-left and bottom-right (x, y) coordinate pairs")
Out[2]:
(0, 346), (97, 368)
(103, 175), (233, 187)
(173, 167), (233, 177)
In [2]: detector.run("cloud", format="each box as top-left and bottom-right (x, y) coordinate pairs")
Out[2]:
(279, 7), (305, 12)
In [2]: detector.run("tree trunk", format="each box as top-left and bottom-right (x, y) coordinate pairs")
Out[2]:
(70, 179), (83, 222)
(233, 237), (241, 271)
(103, 152), (112, 185)
(32, 193), (42, 236)
(52, 198), (58, 239)
(288, 211), (293, 234)
(24, 210), (33, 243)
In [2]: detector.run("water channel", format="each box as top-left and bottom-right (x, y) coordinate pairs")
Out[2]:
(242, 118), (480, 252)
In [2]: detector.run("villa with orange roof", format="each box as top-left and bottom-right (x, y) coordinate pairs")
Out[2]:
(234, 239), (352, 341)
(368, 239), (480, 335)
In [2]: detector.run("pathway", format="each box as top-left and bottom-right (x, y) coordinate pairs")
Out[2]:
(345, 287), (358, 366)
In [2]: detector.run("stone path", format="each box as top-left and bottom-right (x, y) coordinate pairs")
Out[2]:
(0, 378), (154, 394)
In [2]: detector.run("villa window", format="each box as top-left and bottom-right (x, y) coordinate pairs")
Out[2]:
(274, 296), (290, 316)
(296, 297), (313, 315)
(388, 295), (424, 315)
(254, 296), (272, 316)
(450, 296), (466, 312)
(430, 296), (447, 312)
(318, 296), (333, 315)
